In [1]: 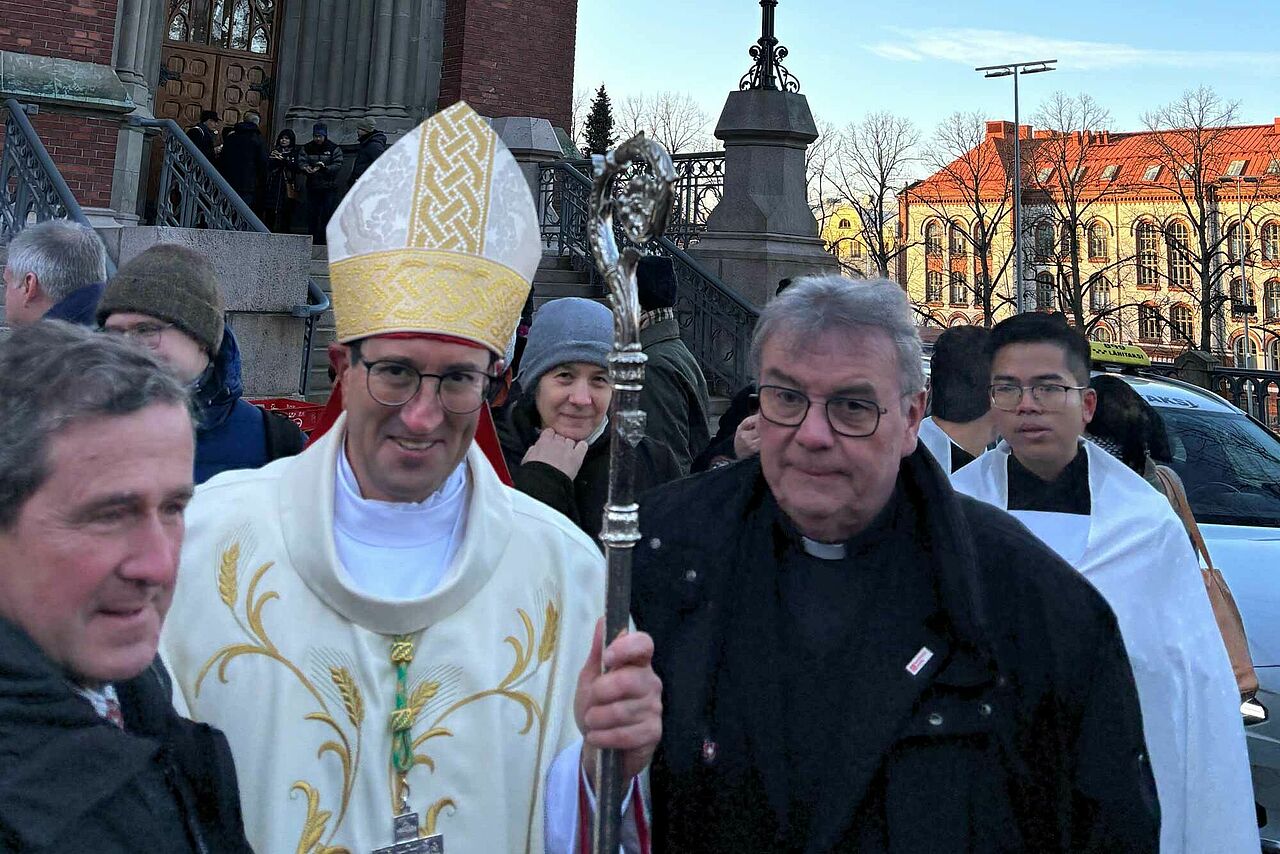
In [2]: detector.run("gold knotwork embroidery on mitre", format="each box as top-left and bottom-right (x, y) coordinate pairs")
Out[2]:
(330, 249), (530, 353)
(407, 103), (497, 256)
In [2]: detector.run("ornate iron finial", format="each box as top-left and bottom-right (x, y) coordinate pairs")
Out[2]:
(739, 0), (801, 93)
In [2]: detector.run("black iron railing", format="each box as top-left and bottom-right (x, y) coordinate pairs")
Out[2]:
(0, 99), (116, 276)
(538, 159), (756, 395)
(1208, 367), (1280, 428)
(130, 116), (329, 396)
(567, 150), (725, 250)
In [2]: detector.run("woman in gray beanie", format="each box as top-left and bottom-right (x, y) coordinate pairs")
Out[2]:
(496, 297), (682, 541)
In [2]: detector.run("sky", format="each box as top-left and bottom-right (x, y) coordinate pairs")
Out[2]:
(575, 0), (1280, 147)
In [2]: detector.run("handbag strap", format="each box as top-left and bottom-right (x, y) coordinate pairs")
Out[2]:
(1155, 466), (1214, 571)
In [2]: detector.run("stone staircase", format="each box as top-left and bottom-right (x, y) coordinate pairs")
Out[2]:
(531, 254), (601, 309)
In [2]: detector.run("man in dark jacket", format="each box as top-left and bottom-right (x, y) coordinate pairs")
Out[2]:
(302, 121), (344, 244)
(0, 321), (253, 853)
(186, 109), (221, 163)
(2, 219), (108, 327)
(98, 243), (305, 483)
(632, 275), (1159, 853)
(636, 255), (711, 474)
(217, 111), (268, 208)
(349, 116), (388, 187)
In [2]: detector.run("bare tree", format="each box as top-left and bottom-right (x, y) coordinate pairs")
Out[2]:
(568, 87), (591, 151)
(805, 115), (840, 239)
(912, 112), (1016, 326)
(1141, 86), (1279, 353)
(1025, 92), (1132, 329)
(616, 91), (713, 154)
(819, 112), (920, 280)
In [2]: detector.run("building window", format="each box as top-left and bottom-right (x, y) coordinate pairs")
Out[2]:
(1101, 164), (1121, 181)
(1089, 275), (1113, 311)
(1034, 222), (1055, 258)
(1230, 278), (1254, 307)
(949, 273), (968, 306)
(925, 221), (943, 256)
(1136, 220), (1160, 286)
(1177, 164), (1197, 183)
(949, 222), (968, 256)
(1270, 339), (1280, 372)
(1035, 272), (1055, 311)
(1036, 166), (1054, 183)
(1170, 304), (1194, 343)
(838, 218), (852, 229)
(926, 270), (943, 302)
(1262, 222), (1280, 262)
(1228, 222), (1252, 263)
(1089, 324), (1114, 343)
(1265, 280), (1280, 319)
(1225, 159), (1247, 177)
(1059, 223), (1075, 257)
(1143, 164), (1162, 181)
(1269, 159), (1280, 176)
(1167, 220), (1193, 289)
(1234, 336), (1260, 368)
(167, 0), (275, 53)
(1071, 165), (1087, 182)
(1088, 222), (1109, 259)
(1138, 304), (1161, 342)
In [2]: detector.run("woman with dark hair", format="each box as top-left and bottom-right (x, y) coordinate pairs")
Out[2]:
(264, 128), (300, 232)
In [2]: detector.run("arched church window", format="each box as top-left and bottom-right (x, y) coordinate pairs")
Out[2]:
(167, 0), (275, 55)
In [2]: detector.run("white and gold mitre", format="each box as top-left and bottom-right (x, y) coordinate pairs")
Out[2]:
(326, 102), (541, 354)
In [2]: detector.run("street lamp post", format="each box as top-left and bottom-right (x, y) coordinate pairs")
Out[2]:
(975, 59), (1057, 314)
(1218, 173), (1260, 413)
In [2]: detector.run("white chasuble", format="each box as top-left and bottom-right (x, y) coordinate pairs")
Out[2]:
(161, 414), (606, 854)
(952, 441), (1258, 854)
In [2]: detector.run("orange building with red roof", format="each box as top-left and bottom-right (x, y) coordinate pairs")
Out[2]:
(899, 118), (1280, 366)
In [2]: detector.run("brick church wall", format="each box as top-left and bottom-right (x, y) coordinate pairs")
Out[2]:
(0, 0), (120, 210)
(438, 0), (578, 131)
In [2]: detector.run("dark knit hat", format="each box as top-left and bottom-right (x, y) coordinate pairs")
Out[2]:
(517, 297), (613, 392)
(313, 122), (328, 136)
(637, 255), (677, 311)
(97, 244), (225, 354)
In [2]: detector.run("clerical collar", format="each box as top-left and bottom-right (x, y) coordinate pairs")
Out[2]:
(801, 537), (847, 560)
(335, 447), (467, 548)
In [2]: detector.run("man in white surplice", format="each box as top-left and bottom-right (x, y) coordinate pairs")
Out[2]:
(159, 102), (660, 854)
(918, 326), (997, 474)
(952, 312), (1256, 854)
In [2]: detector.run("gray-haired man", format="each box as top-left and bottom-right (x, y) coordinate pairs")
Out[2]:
(632, 275), (1160, 852)
(0, 321), (252, 852)
(2, 220), (109, 327)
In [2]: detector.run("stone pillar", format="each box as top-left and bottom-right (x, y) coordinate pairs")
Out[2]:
(690, 89), (838, 308)
(491, 116), (561, 206)
(275, 0), (443, 145)
(110, 0), (166, 224)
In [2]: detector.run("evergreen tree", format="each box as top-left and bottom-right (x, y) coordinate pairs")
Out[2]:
(582, 84), (615, 157)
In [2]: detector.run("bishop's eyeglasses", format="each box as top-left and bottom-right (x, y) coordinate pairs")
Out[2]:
(989, 382), (1088, 412)
(359, 358), (495, 414)
(755, 384), (890, 438)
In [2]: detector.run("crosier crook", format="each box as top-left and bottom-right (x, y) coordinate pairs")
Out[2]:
(586, 133), (676, 854)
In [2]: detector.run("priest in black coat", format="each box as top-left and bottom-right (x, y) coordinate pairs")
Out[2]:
(632, 275), (1159, 853)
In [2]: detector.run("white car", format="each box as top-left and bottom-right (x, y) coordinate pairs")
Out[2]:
(1114, 371), (1280, 850)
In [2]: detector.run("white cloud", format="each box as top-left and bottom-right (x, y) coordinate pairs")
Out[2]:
(865, 27), (1280, 73)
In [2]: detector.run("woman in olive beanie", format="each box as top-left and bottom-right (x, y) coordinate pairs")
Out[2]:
(98, 244), (304, 482)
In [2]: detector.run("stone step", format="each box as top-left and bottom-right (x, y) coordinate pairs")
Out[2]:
(535, 267), (591, 286)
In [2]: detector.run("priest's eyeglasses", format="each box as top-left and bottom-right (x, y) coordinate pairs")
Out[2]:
(102, 322), (173, 350)
(359, 358), (494, 413)
(990, 383), (1088, 412)
(756, 385), (889, 438)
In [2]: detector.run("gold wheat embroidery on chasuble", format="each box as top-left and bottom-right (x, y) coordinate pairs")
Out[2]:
(197, 540), (564, 851)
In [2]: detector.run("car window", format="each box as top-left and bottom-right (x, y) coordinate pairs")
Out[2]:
(1154, 407), (1280, 527)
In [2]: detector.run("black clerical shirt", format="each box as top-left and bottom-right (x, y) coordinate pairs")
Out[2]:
(1007, 446), (1091, 515)
(949, 443), (976, 472)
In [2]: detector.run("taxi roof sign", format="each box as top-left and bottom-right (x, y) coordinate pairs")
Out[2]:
(1090, 341), (1151, 367)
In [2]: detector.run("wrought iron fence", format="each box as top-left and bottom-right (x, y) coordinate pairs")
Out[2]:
(1208, 367), (1280, 429)
(0, 100), (114, 278)
(538, 159), (756, 395)
(566, 150), (724, 250)
(131, 116), (329, 396)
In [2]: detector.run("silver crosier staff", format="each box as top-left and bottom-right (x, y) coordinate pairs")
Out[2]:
(586, 133), (676, 854)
